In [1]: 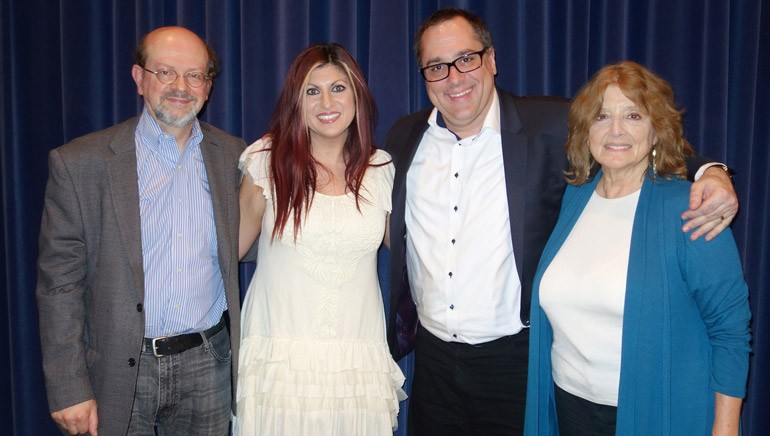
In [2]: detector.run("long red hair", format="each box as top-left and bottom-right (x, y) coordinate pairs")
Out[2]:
(268, 43), (378, 240)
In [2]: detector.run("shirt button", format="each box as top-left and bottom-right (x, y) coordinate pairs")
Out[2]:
(449, 304), (454, 310)
(128, 358), (136, 367)
(451, 239), (456, 244)
(454, 172), (459, 178)
(452, 334), (457, 339)
(136, 303), (143, 312)
(453, 205), (458, 212)
(448, 272), (453, 278)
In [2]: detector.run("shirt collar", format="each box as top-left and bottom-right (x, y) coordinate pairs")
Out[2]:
(428, 90), (501, 140)
(136, 106), (203, 151)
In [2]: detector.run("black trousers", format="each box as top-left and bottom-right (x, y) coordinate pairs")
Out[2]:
(554, 383), (617, 436)
(408, 327), (529, 436)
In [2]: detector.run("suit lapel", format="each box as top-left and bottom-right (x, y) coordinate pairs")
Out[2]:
(200, 130), (233, 280)
(498, 91), (527, 277)
(106, 119), (145, 295)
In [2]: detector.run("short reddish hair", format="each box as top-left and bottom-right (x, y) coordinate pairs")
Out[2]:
(565, 61), (694, 185)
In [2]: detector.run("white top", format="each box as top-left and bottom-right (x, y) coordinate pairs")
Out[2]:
(234, 138), (406, 436)
(405, 91), (524, 344)
(539, 189), (640, 406)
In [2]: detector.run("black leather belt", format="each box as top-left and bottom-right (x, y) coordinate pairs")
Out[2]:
(143, 317), (225, 358)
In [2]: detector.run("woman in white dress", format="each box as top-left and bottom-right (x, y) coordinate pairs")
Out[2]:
(234, 43), (406, 435)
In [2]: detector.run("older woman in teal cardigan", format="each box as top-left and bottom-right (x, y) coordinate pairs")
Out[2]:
(524, 61), (751, 436)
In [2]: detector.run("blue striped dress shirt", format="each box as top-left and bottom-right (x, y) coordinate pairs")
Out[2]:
(135, 108), (227, 338)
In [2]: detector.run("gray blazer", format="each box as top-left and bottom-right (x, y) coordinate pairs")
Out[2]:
(36, 116), (245, 435)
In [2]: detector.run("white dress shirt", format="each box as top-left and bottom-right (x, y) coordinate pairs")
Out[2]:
(405, 92), (525, 344)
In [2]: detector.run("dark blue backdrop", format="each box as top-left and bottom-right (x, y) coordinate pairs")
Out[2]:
(2, 1), (768, 435)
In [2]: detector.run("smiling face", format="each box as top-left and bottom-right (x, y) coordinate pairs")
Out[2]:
(303, 64), (356, 148)
(589, 84), (657, 179)
(131, 27), (211, 134)
(419, 16), (497, 139)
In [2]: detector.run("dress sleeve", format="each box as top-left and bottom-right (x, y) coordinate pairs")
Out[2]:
(239, 136), (272, 200)
(369, 149), (395, 213)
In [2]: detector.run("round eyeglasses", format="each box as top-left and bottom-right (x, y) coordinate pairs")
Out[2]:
(419, 48), (488, 82)
(141, 67), (211, 88)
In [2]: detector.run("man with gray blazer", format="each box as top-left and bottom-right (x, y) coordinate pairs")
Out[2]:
(36, 27), (245, 435)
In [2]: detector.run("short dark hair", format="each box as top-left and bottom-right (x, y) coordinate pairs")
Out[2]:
(413, 8), (494, 65)
(133, 30), (220, 78)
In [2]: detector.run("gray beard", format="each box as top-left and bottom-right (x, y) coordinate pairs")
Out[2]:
(155, 106), (198, 128)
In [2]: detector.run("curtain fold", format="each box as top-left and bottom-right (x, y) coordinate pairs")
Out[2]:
(2, 1), (768, 434)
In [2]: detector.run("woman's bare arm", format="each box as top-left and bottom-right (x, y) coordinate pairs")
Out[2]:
(239, 173), (266, 260)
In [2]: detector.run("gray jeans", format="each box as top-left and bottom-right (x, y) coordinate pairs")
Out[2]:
(128, 327), (232, 436)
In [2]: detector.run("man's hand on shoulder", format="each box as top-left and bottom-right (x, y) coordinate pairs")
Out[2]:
(681, 166), (738, 241)
(51, 399), (98, 436)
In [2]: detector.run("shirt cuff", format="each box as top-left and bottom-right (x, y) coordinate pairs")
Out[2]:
(694, 162), (729, 181)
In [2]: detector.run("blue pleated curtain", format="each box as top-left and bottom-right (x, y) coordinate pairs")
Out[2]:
(2, 1), (768, 435)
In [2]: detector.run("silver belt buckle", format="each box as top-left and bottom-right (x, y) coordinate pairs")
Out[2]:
(151, 337), (166, 358)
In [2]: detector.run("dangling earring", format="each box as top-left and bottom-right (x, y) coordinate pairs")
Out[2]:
(585, 140), (592, 179)
(651, 149), (658, 178)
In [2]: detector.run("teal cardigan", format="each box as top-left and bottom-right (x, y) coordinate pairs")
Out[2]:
(524, 173), (751, 435)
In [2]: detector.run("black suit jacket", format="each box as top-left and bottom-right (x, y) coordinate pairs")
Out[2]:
(383, 89), (571, 360)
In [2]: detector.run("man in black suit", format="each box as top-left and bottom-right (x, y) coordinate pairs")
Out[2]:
(383, 8), (738, 435)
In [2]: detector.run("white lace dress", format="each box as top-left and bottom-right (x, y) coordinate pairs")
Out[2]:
(234, 138), (406, 436)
